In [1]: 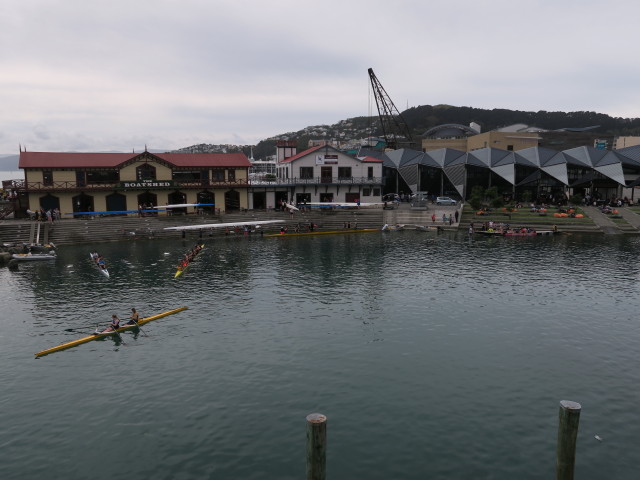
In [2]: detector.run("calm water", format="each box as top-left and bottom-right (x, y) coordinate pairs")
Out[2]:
(2, 231), (640, 479)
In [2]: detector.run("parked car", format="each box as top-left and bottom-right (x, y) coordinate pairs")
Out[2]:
(436, 196), (457, 206)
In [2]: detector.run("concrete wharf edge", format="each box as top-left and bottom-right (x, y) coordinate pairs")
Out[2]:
(2, 203), (640, 246)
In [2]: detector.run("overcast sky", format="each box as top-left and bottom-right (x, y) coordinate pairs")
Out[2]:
(1, 0), (639, 155)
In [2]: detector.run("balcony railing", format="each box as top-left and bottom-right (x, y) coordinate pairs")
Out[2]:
(13, 179), (249, 192)
(13, 176), (384, 191)
(249, 176), (384, 186)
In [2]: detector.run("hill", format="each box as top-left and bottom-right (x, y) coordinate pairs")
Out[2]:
(174, 105), (640, 160)
(402, 105), (640, 136)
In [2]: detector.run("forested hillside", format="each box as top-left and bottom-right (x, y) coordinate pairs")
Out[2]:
(402, 105), (640, 136)
(176, 105), (640, 159)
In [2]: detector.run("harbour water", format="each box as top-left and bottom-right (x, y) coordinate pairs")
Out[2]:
(2, 232), (639, 479)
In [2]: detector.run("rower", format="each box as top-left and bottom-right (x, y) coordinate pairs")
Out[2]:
(126, 307), (140, 325)
(96, 314), (120, 334)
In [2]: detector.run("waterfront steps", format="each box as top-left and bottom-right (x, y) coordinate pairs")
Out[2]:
(0, 208), (385, 245)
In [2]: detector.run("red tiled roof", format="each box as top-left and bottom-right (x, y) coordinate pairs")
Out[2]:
(18, 151), (251, 169)
(278, 145), (324, 163)
(358, 156), (383, 163)
(279, 145), (382, 164)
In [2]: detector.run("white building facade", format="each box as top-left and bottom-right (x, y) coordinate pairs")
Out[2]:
(248, 142), (383, 209)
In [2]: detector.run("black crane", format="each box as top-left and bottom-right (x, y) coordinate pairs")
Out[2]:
(368, 68), (415, 150)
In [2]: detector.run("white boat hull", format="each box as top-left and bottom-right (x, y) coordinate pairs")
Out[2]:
(12, 253), (56, 261)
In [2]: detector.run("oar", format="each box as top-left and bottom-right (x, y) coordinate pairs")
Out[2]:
(103, 319), (126, 344)
(127, 317), (148, 337)
(111, 325), (126, 345)
(93, 322), (126, 345)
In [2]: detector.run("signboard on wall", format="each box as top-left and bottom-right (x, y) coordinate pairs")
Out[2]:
(119, 180), (174, 189)
(594, 139), (608, 150)
(315, 154), (339, 165)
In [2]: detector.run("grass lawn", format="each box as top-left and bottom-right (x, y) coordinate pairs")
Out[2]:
(462, 205), (595, 227)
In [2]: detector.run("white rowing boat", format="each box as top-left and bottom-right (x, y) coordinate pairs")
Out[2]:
(89, 252), (110, 277)
(12, 252), (56, 261)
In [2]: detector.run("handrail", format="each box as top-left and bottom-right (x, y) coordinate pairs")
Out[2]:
(13, 176), (383, 191)
(249, 176), (384, 186)
(14, 179), (250, 191)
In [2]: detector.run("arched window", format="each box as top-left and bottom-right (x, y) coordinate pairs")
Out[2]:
(106, 192), (127, 213)
(197, 191), (215, 212)
(136, 164), (156, 181)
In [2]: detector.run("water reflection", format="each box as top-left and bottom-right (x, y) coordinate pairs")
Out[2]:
(3, 232), (640, 480)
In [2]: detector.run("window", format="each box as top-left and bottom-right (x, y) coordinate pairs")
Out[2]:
(362, 187), (371, 196)
(338, 167), (352, 179)
(507, 145), (514, 151)
(172, 170), (202, 182)
(300, 167), (314, 179)
(319, 193), (334, 202)
(372, 187), (381, 197)
(43, 170), (53, 186)
(227, 169), (235, 182)
(87, 170), (119, 184)
(212, 170), (225, 182)
(136, 164), (156, 180)
(367, 166), (374, 179)
(345, 192), (360, 202)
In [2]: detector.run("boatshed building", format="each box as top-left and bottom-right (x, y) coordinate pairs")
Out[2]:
(16, 150), (252, 217)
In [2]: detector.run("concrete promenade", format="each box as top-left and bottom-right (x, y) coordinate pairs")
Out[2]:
(4, 202), (640, 246)
(582, 205), (640, 235)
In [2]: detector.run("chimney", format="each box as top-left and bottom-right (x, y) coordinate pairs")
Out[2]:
(276, 140), (297, 162)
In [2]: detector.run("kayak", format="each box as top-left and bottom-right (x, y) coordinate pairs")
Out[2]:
(174, 244), (204, 278)
(89, 252), (109, 277)
(34, 306), (188, 357)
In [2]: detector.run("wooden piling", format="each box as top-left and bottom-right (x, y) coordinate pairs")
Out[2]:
(556, 400), (581, 480)
(306, 413), (327, 480)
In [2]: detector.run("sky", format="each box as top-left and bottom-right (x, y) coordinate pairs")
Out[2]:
(1, 0), (640, 155)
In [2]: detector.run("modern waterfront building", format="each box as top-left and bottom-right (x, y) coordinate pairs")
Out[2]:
(380, 144), (640, 202)
(16, 149), (251, 217)
(421, 123), (616, 154)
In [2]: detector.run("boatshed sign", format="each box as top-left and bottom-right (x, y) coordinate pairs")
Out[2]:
(316, 154), (339, 165)
(119, 180), (174, 189)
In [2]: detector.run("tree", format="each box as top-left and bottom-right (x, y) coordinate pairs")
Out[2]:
(469, 185), (485, 210)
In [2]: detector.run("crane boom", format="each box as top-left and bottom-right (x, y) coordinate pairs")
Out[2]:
(368, 68), (415, 150)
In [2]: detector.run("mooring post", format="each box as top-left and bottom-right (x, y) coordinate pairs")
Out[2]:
(556, 400), (581, 480)
(306, 412), (327, 480)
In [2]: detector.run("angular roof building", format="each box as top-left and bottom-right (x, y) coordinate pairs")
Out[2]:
(377, 144), (640, 202)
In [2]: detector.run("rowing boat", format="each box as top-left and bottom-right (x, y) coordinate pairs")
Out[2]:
(174, 244), (204, 278)
(34, 306), (188, 357)
(263, 228), (379, 238)
(89, 252), (110, 277)
(12, 252), (57, 261)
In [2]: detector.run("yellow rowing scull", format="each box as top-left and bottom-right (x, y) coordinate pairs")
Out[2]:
(264, 228), (380, 238)
(35, 306), (188, 357)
